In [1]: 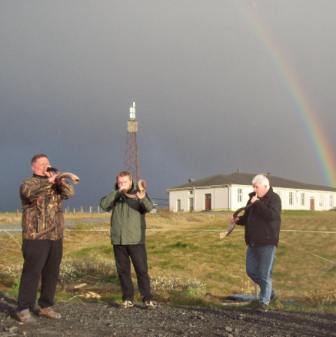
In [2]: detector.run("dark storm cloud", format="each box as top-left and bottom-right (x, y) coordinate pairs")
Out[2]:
(0, 0), (335, 210)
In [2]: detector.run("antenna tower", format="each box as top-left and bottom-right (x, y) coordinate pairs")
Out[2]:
(124, 101), (140, 181)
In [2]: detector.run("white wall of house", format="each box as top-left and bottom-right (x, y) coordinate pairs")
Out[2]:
(274, 187), (336, 211)
(168, 185), (336, 212)
(168, 190), (190, 212)
(230, 184), (253, 210)
(169, 186), (229, 212)
(193, 187), (229, 210)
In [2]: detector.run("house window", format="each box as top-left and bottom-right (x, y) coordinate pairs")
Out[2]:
(330, 195), (334, 208)
(237, 188), (243, 203)
(319, 195), (324, 207)
(189, 190), (193, 195)
(177, 199), (182, 212)
(289, 192), (293, 205)
(301, 193), (305, 206)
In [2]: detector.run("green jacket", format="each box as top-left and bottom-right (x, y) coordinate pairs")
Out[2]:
(100, 187), (153, 245)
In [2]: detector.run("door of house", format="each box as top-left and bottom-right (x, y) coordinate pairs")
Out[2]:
(205, 193), (212, 211)
(177, 199), (182, 212)
(189, 198), (194, 212)
(310, 198), (315, 210)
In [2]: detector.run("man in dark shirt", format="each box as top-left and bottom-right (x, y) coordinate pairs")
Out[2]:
(232, 174), (281, 311)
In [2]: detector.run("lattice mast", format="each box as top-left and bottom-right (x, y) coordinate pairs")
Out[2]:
(124, 101), (140, 181)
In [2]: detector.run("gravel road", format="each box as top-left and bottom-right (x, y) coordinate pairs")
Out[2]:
(1, 295), (335, 337)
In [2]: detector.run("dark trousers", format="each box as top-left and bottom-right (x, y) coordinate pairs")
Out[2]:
(17, 239), (63, 311)
(113, 244), (151, 302)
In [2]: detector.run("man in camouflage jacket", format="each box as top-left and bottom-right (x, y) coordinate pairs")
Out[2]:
(16, 154), (75, 323)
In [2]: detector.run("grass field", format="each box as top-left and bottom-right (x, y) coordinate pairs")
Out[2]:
(1, 210), (335, 312)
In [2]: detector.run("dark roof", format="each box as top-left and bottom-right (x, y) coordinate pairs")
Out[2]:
(167, 172), (336, 192)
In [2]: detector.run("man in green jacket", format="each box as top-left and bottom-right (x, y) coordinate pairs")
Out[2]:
(100, 171), (155, 309)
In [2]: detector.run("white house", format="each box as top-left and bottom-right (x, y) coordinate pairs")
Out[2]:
(167, 172), (336, 212)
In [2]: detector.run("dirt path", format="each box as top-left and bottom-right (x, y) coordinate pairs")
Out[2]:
(1, 296), (335, 337)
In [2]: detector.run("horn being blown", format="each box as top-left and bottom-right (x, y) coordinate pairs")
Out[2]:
(47, 167), (80, 184)
(219, 205), (252, 240)
(123, 179), (147, 199)
(56, 172), (80, 184)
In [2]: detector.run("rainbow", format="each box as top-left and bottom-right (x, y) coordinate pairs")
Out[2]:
(244, 4), (336, 187)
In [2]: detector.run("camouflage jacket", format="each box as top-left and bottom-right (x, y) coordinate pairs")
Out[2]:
(20, 175), (75, 240)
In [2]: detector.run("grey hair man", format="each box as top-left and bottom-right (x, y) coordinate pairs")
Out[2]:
(232, 174), (281, 311)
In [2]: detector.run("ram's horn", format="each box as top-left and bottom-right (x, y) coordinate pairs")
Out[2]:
(219, 205), (252, 240)
(56, 172), (80, 184)
(137, 179), (147, 192)
(123, 179), (147, 199)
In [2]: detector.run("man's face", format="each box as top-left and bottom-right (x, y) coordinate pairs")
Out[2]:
(253, 182), (269, 198)
(117, 175), (132, 191)
(31, 157), (50, 176)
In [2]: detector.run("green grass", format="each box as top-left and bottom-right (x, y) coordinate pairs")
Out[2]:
(0, 210), (335, 312)
(70, 244), (112, 258)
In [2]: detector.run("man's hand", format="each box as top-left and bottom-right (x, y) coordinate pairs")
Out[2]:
(136, 179), (147, 200)
(45, 167), (57, 184)
(250, 195), (259, 203)
(119, 186), (128, 194)
(136, 190), (146, 200)
(230, 216), (238, 224)
(47, 173), (57, 184)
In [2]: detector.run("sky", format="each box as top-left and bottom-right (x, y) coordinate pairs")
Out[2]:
(1, 0), (336, 211)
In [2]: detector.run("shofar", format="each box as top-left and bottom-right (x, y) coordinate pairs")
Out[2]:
(56, 172), (80, 184)
(219, 205), (252, 239)
(123, 179), (146, 199)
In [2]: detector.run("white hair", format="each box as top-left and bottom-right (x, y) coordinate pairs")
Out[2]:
(252, 174), (270, 188)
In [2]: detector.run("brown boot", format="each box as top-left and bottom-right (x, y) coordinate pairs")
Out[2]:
(15, 309), (36, 323)
(38, 307), (61, 319)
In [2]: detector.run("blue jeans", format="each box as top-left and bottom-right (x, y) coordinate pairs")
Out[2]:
(246, 244), (276, 305)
